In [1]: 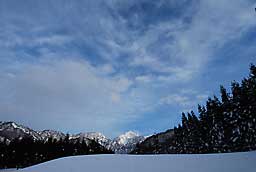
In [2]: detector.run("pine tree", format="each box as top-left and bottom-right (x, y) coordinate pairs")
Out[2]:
(181, 113), (189, 153)
(198, 105), (208, 153)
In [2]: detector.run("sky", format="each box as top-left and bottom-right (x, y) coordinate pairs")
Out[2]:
(0, 0), (256, 138)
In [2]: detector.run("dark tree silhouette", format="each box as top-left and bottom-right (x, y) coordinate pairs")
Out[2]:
(0, 135), (113, 169)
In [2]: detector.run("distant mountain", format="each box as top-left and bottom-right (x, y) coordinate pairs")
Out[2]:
(0, 122), (145, 153)
(69, 131), (145, 154)
(131, 129), (174, 154)
(71, 132), (111, 146)
(38, 130), (66, 141)
(108, 131), (146, 154)
(0, 122), (42, 142)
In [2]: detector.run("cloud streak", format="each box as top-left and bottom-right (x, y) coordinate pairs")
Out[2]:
(0, 58), (156, 136)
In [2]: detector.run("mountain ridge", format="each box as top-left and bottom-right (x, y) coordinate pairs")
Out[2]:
(0, 121), (145, 153)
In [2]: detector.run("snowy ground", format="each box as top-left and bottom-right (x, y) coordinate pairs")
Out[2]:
(6, 151), (256, 172)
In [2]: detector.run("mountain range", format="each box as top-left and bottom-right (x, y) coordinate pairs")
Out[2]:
(0, 121), (145, 154)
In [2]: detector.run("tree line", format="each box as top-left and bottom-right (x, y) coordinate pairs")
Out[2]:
(0, 134), (113, 169)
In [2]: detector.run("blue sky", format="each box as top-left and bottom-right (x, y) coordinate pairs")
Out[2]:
(0, 0), (255, 137)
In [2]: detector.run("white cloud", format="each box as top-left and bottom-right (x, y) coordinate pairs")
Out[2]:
(99, 64), (115, 75)
(111, 93), (121, 103)
(135, 75), (154, 83)
(35, 35), (73, 46)
(0, 58), (152, 136)
(159, 89), (210, 112)
(160, 94), (192, 107)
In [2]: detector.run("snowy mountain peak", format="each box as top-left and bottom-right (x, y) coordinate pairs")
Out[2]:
(123, 131), (139, 137)
(73, 132), (111, 146)
(116, 131), (139, 145)
(77, 132), (107, 139)
(108, 131), (146, 154)
(0, 122), (42, 140)
(38, 130), (66, 141)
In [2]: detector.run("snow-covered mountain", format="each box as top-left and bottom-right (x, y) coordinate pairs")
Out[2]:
(68, 131), (145, 153)
(38, 130), (66, 141)
(107, 131), (146, 154)
(0, 122), (42, 142)
(0, 122), (145, 153)
(71, 132), (111, 146)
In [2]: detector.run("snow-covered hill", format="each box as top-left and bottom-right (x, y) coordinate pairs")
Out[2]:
(18, 151), (256, 172)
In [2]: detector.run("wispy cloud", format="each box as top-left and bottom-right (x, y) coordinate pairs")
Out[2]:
(159, 89), (209, 113)
(0, 58), (155, 136)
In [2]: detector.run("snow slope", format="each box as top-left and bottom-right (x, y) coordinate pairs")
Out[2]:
(19, 151), (256, 172)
